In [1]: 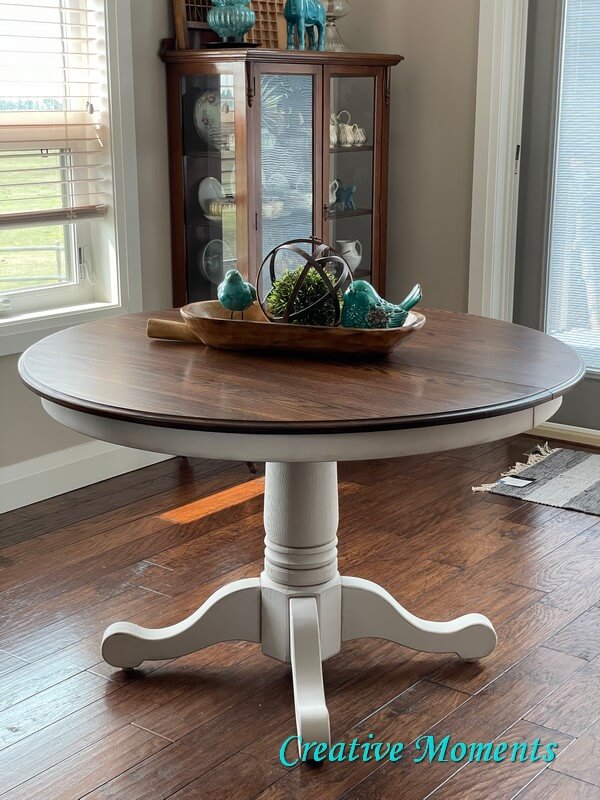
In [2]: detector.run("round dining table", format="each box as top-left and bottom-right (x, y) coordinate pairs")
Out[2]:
(18, 307), (584, 746)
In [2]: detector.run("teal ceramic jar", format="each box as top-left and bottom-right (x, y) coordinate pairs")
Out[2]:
(208, 0), (256, 43)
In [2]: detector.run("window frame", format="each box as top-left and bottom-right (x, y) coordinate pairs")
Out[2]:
(542, 0), (600, 377)
(0, 215), (80, 301)
(0, 0), (142, 356)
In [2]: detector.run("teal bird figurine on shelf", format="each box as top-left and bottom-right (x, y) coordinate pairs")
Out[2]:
(217, 269), (257, 319)
(341, 282), (422, 329)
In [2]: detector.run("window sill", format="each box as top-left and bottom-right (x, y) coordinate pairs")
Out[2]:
(0, 301), (124, 357)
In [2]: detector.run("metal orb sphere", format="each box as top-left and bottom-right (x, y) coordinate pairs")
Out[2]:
(257, 238), (353, 327)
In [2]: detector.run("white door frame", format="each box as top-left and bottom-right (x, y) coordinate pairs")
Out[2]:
(468, 0), (529, 321)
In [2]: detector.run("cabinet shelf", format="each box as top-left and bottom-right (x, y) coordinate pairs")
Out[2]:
(185, 151), (236, 160)
(330, 145), (374, 153)
(327, 208), (373, 220)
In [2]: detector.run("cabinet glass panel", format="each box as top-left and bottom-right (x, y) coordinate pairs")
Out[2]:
(259, 73), (314, 269)
(328, 76), (375, 281)
(181, 74), (238, 300)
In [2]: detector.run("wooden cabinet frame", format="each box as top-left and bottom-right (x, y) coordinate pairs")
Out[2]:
(324, 64), (388, 291)
(162, 45), (402, 306)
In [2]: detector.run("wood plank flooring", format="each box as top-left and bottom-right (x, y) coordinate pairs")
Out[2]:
(0, 435), (599, 799)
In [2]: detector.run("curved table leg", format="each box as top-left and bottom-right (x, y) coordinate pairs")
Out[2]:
(101, 578), (261, 669)
(341, 577), (497, 660)
(289, 597), (331, 748)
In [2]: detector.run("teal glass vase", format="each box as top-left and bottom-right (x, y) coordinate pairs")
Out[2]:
(208, 0), (256, 43)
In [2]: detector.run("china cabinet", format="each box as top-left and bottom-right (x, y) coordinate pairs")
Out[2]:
(161, 44), (403, 305)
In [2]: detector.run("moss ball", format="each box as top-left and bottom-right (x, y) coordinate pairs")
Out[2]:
(267, 266), (341, 327)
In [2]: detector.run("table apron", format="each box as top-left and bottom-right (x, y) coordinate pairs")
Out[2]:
(41, 397), (562, 463)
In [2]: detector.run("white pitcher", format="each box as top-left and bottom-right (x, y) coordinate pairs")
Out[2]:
(337, 239), (363, 271)
(352, 124), (367, 146)
(329, 179), (340, 207)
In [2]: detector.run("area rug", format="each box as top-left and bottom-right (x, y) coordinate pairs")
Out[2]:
(473, 443), (600, 515)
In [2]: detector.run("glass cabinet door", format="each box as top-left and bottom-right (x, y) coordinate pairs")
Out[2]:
(326, 74), (377, 283)
(257, 70), (320, 271)
(181, 72), (241, 300)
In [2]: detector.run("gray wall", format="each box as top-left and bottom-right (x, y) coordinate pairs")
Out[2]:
(130, 0), (173, 312)
(0, 354), (87, 466)
(0, 0), (481, 471)
(342, 0), (480, 307)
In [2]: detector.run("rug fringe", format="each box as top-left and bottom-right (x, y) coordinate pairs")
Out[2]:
(472, 483), (498, 493)
(472, 443), (559, 494)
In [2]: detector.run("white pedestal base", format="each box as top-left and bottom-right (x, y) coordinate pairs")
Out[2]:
(102, 462), (496, 744)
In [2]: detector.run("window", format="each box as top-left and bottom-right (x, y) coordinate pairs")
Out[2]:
(0, 0), (115, 321)
(546, 0), (600, 372)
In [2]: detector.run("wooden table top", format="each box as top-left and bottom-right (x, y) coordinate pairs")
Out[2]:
(19, 309), (585, 435)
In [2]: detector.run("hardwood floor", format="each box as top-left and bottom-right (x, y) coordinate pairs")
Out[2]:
(0, 435), (598, 799)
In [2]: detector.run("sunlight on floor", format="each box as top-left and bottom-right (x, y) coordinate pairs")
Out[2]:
(159, 478), (266, 524)
(158, 476), (363, 526)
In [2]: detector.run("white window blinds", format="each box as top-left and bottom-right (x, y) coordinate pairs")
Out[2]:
(0, 0), (108, 227)
(546, 0), (600, 371)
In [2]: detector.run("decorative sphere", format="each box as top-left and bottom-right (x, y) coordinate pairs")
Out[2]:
(257, 238), (352, 327)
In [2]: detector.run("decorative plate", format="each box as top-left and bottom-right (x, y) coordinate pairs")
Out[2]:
(193, 89), (226, 148)
(200, 239), (235, 285)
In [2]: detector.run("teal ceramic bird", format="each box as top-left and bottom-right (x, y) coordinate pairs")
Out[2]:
(341, 281), (422, 329)
(217, 269), (257, 319)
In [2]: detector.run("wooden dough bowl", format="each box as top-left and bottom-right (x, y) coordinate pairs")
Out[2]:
(146, 301), (426, 357)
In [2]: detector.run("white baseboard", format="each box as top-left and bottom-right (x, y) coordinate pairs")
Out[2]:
(529, 421), (600, 448)
(0, 441), (173, 514)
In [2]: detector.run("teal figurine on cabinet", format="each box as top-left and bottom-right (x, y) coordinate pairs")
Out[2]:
(218, 269), (257, 318)
(208, 0), (256, 43)
(284, 0), (326, 51)
(341, 282), (423, 329)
